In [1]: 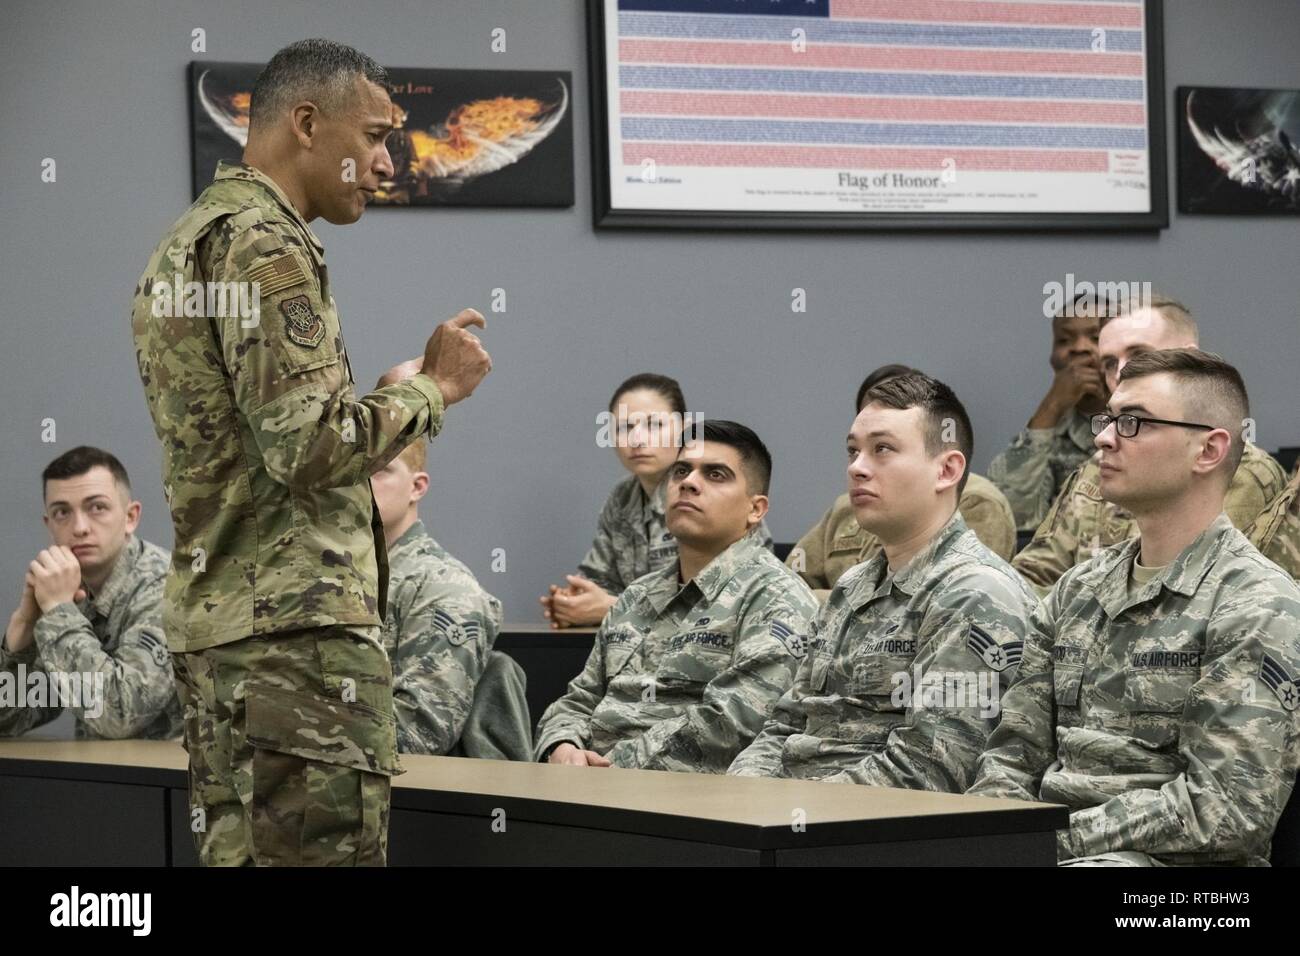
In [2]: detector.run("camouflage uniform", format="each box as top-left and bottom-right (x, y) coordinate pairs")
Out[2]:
(1013, 442), (1286, 594)
(969, 514), (1300, 866)
(1248, 464), (1300, 581)
(172, 625), (396, 866)
(131, 161), (444, 865)
(0, 535), (181, 739)
(988, 408), (1096, 532)
(535, 528), (817, 773)
(788, 474), (1016, 601)
(730, 514), (1037, 791)
(383, 519), (503, 755)
(577, 474), (773, 596)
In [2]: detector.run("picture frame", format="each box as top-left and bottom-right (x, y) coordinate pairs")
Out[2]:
(191, 62), (574, 208)
(588, 0), (1167, 231)
(1176, 85), (1300, 215)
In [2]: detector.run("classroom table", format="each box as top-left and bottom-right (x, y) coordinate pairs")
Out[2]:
(0, 739), (1068, 866)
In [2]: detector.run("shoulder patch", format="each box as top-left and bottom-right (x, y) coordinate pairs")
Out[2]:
(433, 608), (480, 647)
(769, 620), (806, 659)
(967, 624), (1022, 673)
(279, 294), (325, 348)
(138, 632), (171, 669)
(247, 250), (309, 297)
(1260, 654), (1299, 711)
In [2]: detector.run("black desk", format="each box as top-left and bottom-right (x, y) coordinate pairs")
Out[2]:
(0, 740), (1068, 866)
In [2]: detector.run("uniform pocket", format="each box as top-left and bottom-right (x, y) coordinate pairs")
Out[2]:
(314, 628), (394, 718)
(1121, 671), (1194, 713)
(603, 631), (644, 679)
(245, 684), (396, 866)
(848, 653), (912, 705)
(246, 684), (399, 776)
(657, 643), (731, 687)
(1054, 665), (1083, 708)
(1120, 671), (1189, 751)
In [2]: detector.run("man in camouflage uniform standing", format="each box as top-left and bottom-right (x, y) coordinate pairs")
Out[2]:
(1014, 297), (1286, 593)
(534, 421), (817, 773)
(988, 295), (1109, 531)
(370, 430), (503, 755)
(1, 447), (181, 739)
(130, 40), (490, 865)
(969, 350), (1300, 866)
(732, 373), (1036, 789)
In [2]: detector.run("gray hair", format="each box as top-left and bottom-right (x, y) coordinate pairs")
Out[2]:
(249, 38), (388, 127)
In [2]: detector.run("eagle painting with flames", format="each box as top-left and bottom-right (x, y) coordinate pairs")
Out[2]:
(192, 64), (572, 207)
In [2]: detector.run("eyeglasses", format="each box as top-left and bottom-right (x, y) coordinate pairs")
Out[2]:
(1090, 413), (1215, 439)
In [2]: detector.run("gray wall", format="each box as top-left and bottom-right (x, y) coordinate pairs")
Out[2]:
(2, 0), (1297, 639)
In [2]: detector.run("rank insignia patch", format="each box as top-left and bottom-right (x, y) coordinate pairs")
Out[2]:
(1261, 654), (1299, 711)
(433, 609), (480, 647)
(770, 620), (806, 659)
(968, 624), (1022, 673)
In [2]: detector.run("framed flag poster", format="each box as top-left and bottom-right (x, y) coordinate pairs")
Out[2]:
(589, 0), (1167, 230)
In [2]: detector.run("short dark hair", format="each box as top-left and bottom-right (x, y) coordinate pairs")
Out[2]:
(42, 446), (131, 501)
(861, 371), (973, 495)
(681, 419), (772, 495)
(855, 364), (918, 414)
(249, 39), (389, 128)
(1054, 289), (1116, 324)
(1118, 347), (1249, 475)
(609, 372), (686, 417)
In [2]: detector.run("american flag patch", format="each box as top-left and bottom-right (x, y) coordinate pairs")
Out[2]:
(247, 251), (309, 297)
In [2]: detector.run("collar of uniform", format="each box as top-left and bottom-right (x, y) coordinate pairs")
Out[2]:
(80, 534), (142, 619)
(642, 526), (764, 614)
(1153, 512), (1236, 597)
(1061, 406), (1097, 455)
(621, 475), (666, 523)
(1090, 512), (1235, 618)
(847, 510), (968, 609)
(647, 476), (668, 519)
(389, 518), (430, 558)
(212, 161), (325, 257)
